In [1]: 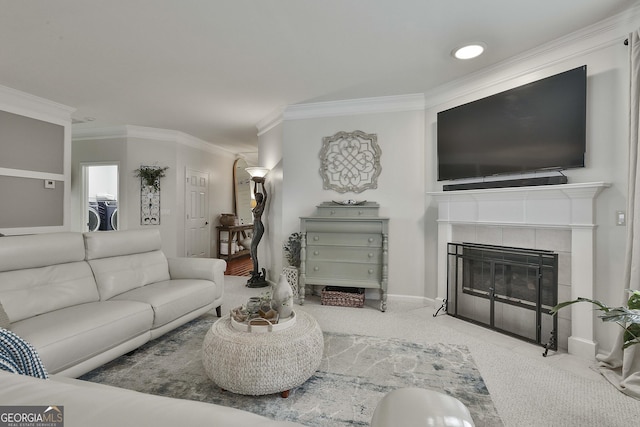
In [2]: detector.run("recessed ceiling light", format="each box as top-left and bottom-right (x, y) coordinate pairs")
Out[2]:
(453, 43), (486, 60)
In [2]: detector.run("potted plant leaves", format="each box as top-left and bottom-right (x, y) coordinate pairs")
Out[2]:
(134, 165), (169, 191)
(550, 289), (640, 350)
(282, 232), (302, 301)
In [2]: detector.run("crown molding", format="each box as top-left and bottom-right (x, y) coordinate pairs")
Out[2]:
(256, 4), (640, 128)
(0, 84), (75, 125)
(282, 93), (426, 121)
(424, 3), (640, 109)
(72, 125), (235, 157)
(256, 106), (285, 136)
(256, 93), (426, 134)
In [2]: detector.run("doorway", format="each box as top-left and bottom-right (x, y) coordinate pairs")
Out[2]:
(82, 163), (119, 232)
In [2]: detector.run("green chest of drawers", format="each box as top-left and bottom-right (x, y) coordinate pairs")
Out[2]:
(299, 202), (388, 311)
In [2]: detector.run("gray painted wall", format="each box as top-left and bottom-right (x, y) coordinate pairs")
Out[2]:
(0, 110), (66, 229)
(0, 110), (64, 173)
(0, 176), (63, 227)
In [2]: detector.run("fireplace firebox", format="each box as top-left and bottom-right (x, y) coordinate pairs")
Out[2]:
(446, 242), (558, 351)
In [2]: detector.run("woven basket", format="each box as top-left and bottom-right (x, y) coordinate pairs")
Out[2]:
(321, 286), (365, 308)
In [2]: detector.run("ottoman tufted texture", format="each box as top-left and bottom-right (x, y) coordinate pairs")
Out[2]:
(202, 311), (323, 396)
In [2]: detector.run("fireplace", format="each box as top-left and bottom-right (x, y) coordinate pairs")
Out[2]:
(429, 182), (609, 359)
(447, 243), (558, 350)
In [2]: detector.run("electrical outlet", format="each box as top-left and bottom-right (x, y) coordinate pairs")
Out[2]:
(44, 180), (55, 189)
(616, 211), (626, 226)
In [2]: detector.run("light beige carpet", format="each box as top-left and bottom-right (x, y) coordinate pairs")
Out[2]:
(83, 276), (640, 426)
(80, 314), (501, 426)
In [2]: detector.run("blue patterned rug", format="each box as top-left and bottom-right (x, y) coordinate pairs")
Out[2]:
(80, 314), (502, 426)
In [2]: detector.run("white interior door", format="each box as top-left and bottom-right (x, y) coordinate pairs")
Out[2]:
(185, 168), (210, 257)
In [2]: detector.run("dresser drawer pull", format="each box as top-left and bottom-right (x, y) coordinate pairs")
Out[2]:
(358, 210), (363, 215)
(313, 251), (319, 256)
(330, 210), (336, 215)
(368, 253), (374, 258)
(313, 236), (319, 241)
(368, 238), (374, 243)
(314, 266), (319, 271)
(368, 269), (374, 274)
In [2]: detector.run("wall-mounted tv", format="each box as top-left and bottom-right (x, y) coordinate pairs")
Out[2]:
(437, 65), (587, 181)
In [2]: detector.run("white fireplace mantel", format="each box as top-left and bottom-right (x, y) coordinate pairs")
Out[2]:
(428, 182), (610, 360)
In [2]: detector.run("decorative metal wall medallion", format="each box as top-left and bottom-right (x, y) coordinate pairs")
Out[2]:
(319, 130), (381, 193)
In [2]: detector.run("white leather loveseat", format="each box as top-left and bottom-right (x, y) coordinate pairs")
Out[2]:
(0, 229), (225, 377)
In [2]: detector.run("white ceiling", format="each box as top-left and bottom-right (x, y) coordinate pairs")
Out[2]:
(0, 1), (637, 154)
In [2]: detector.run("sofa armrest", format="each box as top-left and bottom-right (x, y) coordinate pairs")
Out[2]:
(167, 258), (226, 286)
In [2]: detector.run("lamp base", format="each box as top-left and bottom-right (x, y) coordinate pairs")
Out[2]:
(246, 268), (269, 288)
(246, 280), (269, 288)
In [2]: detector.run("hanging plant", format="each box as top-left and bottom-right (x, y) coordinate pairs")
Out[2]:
(134, 166), (169, 191)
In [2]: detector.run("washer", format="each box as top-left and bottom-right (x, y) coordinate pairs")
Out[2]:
(98, 200), (118, 231)
(88, 202), (100, 232)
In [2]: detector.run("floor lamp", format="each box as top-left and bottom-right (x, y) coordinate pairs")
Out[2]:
(245, 167), (270, 288)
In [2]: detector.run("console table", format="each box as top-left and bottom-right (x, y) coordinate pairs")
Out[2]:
(216, 224), (252, 261)
(299, 202), (389, 311)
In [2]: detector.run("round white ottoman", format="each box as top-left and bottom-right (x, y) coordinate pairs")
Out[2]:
(202, 310), (323, 397)
(371, 387), (475, 427)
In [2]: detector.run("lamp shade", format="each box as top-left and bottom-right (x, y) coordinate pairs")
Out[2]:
(245, 167), (270, 179)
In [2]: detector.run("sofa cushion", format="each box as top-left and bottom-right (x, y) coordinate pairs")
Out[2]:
(88, 252), (171, 300)
(111, 279), (216, 328)
(83, 229), (163, 260)
(10, 300), (153, 375)
(0, 262), (100, 322)
(0, 232), (85, 272)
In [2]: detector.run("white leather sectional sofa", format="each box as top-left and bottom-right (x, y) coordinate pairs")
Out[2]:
(0, 228), (308, 427)
(0, 370), (302, 427)
(0, 228), (225, 377)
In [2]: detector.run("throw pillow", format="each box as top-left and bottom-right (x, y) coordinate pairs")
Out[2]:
(0, 328), (48, 379)
(0, 300), (10, 329)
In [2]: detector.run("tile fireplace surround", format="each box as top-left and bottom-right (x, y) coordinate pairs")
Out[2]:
(429, 182), (610, 360)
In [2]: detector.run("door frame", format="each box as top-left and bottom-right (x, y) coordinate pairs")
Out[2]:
(81, 162), (120, 232)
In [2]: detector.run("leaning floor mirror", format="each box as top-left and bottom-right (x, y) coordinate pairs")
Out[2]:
(233, 158), (253, 225)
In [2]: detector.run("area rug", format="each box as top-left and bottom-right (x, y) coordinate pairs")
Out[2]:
(80, 314), (502, 426)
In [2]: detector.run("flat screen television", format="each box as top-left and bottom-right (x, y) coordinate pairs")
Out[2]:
(437, 65), (587, 181)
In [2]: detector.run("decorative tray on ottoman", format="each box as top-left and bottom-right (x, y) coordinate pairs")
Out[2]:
(231, 310), (297, 333)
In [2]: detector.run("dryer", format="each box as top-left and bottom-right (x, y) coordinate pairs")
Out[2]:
(88, 201), (100, 232)
(97, 200), (118, 231)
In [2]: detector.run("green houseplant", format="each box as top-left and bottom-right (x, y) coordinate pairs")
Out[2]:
(134, 166), (169, 191)
(550, 289), (640, 350)
(283, 232), (302, 268)
(282, 233), (301, 303)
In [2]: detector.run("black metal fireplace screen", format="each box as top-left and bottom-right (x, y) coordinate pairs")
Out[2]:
(447, 242), (558, 351)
